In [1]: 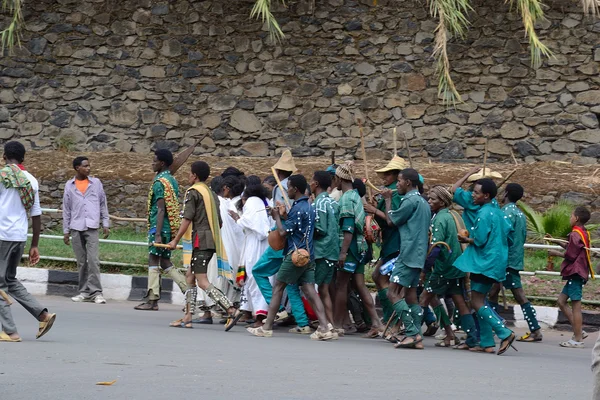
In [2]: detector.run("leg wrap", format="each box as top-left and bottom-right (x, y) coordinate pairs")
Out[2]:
(185, 286), (197, 316)
(521, 302), (541, 332)
(433, 304), (451, 329)
(393, 299), (419, 337)
(206, 284), (232, 313)
(165, 267), (187, 293)
(147, 267), (161, 301)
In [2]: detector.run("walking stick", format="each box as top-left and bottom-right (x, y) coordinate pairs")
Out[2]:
(152, 243), (183, 250)
(271, 167), (292, 210)
(0, 290), (13, 305)
(382, 310), (397, 338)
(401, 127), (413, 168)
(482, 138), (488, 178)
(392, 127), (397, 156)
(357, 118), (374, 202)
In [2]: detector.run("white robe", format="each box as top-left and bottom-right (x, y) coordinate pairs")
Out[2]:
(237, 196), (270, 316)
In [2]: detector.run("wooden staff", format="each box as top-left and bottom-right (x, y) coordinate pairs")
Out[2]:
(544, 237), (600, 254)
(483, 138), (489, 178)
(271, 167), (291, 210)
(152, 242), (183, 249)
(0, 290), (13, 305)
(401, 127), (413, 168)
(357, 119), (373, 202)
(497, 169), (517, 190)
(331, 151), (335, 166)
(365, 179), (397, 194)
(392, 127), (397, 156)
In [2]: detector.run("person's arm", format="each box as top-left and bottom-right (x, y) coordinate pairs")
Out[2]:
(99, 181), (110, 238)
(451, 167), (481, 194)
(169, 140), (200, 175)
(167, 219), (192, 249)
(62, 184), (71, 245)
(30, 185), (42, 265)
(155, 198), (166, 244)
(364, 201), (394, 226)
(459, 212), (491, 246)
(387, 197), (415, 228)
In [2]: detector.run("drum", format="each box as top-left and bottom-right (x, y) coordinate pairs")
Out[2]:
(268, 229), (285, 251)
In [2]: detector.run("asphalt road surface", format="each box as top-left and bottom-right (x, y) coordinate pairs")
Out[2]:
(1, 296), (595, 400)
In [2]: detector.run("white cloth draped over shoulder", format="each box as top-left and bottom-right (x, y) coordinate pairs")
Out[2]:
(237, 196), (270, 316)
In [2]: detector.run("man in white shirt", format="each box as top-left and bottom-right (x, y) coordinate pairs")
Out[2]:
(0, 141), (56, 342)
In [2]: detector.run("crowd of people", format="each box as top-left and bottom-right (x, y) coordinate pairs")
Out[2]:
(0, 140), (595, 355)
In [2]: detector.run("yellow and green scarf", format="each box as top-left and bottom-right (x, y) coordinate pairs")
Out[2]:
(147, 176), (181, 236)
(182, 182), (232, 282)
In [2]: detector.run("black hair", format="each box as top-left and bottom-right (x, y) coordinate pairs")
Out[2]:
(417, 181), (424, 195)
(475, 178), (498, 199)
(313, 171), (332, 191)
(244, 183), (268, 202)
(288, 174), (308, 194)
(246, 175), (261, 186)
(400, 168), (420, 188)
(278, 170), (293, 179)
(574, 206), (591, 225)
(191, 161), (210, 182)
(505, 183), (524, 203)
(210, 176), (224, 193)
(222, 167), (245, 178)
(222, 175), (244, 197)
(3, 141), (26, 163)
(73, 156), (88, 170)
(263, 175), (277, 186)
(353, 178), (367, 198)
(155, 149), (173, 166)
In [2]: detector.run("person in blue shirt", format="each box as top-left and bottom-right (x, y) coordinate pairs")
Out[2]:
(247, 175), (335, 341)
(454, 178), (516, 355)
(488, 183), (543, 342)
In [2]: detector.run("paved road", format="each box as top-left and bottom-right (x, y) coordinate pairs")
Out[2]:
(1, 296), (595, 400)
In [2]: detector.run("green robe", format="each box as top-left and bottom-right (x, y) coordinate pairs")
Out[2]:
(376, 183), (402, 260)
(313, 192), (340, 261)
(388, 189), (431, 270)
(430, 208), (465, 279)
(453, 187), (499, 231)
(503, 202), (526, 271)
(454, 202), (513, 282)
(148, 170), (179, 234)
(338, 189), (368, 261)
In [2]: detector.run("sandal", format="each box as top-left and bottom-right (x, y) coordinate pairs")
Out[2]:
(469, 346), (496, 354)
(453, 343), (471, 351)
(517, 331), (542, 342)
(385, 334), (402, 344)
(169, 319), (193, 329)
(423, 322), (439, 337)
(224, 309), (243, 332)
(0, 331), (21, 342)
(361, 327), (383, 339)
(192, 317), (213, 325)
(435, 338), (459, 347)
(560, 339), (584, 348)
(572, 331), (588, 341)
(247, 326), (273, 337)
(36, 313), (56, 339)
(498, 333), (518, 356)
(394, 336), (424, 349)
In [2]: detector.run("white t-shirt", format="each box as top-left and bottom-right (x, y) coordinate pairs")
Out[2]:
(0, 169), (42, 242)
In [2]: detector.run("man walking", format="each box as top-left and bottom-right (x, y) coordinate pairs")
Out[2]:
(63, 156), (110, 304)
(0, 141), (56, 342)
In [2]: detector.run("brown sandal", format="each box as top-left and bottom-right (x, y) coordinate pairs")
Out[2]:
(134, 302), (158, 311)
(362, 327), (383, 339)
(169, 319), (192, 329)
(36, 313), (56, 339)
(394, 335), (424, 349)
(469, 346), (496, 354)
(453, 343), (470, 351)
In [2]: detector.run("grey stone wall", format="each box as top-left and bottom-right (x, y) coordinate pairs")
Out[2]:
(0, 0), (599, 162)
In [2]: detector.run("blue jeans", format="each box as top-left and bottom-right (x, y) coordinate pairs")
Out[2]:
(253, 246), (309, 327)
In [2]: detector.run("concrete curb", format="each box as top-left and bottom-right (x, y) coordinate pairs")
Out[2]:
(16, 267), (600, 328)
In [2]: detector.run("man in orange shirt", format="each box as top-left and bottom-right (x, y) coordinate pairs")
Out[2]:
(63, 157), (110, 304)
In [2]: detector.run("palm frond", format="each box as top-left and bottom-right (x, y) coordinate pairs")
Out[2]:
(430, 0), (472, 106)
(508, 0), (553, 69)
(0, 0), (23, 53)
(517, 201), (545, 240)
(250, 0), (285, 43)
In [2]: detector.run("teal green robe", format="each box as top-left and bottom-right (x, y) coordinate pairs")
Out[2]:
(453, 187), (499, 231)
(503, 202), (526, 271)
(376, 183), (402, 260)
(454, 202), (513, 281)
(430, 208), (465, 279)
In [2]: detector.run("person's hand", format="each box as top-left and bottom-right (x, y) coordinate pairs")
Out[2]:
(338, 252), (347, 269)
(103, 227), (110, 239)
(29, 247), (40, 266)
(381, 188), (393, 199)
(270, 206), (280, 219)
(154, 234), (162, 245)
(364, 202), (378, 214)
(419, 272), (426, 286)
(467, 166), (481, 176)
(457, 234), (471, 244)
(167, 240), (178, 250)
(63, 233), (70, 246)
(228, 210), (240, 221)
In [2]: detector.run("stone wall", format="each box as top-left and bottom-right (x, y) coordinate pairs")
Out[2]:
(0, 0), (599, 163)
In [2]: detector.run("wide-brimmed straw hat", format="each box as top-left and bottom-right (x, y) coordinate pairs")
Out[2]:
(272, 149), (297, 173)
(375, 156), (408, 175)
(467, 168), (503, 182)
(335, 162), (354, 181)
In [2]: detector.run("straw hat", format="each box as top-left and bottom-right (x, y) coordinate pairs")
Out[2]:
(375, 156), (408, 175)
(335, 162), (354, 181)
(467, 168), (503, 182)
(272, 149), (297, 172)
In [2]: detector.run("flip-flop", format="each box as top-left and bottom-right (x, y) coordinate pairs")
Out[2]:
(453, 343), (471, 351)
(0, 331), (21, 342)
(225, 309), (243, 332)
(517, 331), (542, 342)
(469, 346), (496, 354)
(498, 333), (517, 356)
(36, 313), (56, 340)
(361, 327), (383, 339)
(247, 326), (273, 337)
(169, 319), (193, 329)
(435, 339), (459, 347)
(394, 336), (424, 349)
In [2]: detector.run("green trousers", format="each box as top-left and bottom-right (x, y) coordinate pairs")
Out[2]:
(477, 306), (513, 348)
(392, 299), (421, 337)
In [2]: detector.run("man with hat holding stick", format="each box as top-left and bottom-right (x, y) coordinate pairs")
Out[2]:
(363, 156), (406, 330)
(252, 150), (311, 333)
